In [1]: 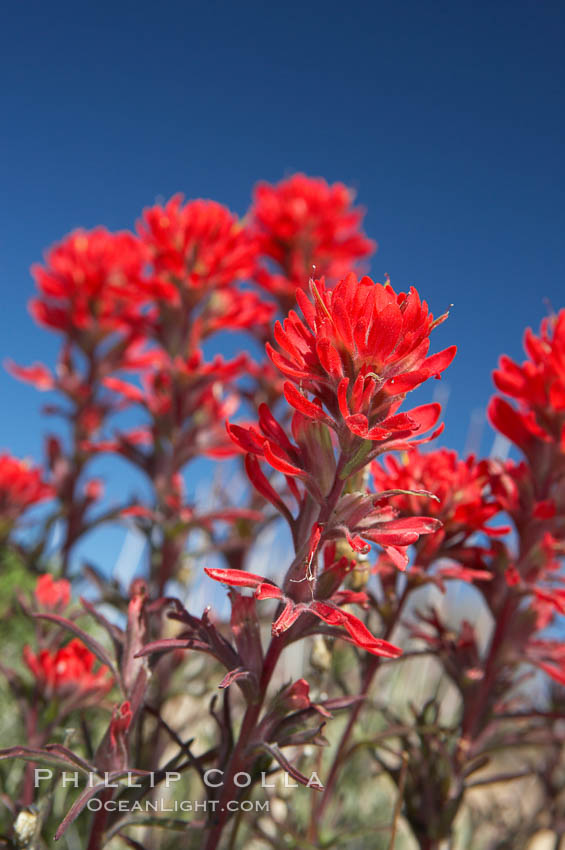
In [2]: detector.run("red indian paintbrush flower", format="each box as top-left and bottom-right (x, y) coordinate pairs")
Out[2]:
(138, 195), (257, 297)
(267, 274), (455, 442)
(0, 453), (52, 532)
(23, 639), (113, 699)
(372, 448), (508, 561)
(489, 310), (565, 453)
(30, 228), (147, 337)
(34, 574), (71, 610)
(368, 449), (508, 590)
(251, 174), (374, 300)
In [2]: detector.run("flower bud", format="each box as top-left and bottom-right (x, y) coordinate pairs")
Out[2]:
(310, 635), (332, 672)
(13, 809), (38, 848)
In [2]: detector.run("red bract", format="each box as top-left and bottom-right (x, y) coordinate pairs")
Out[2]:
(228, 404), (309, 479)
(267, 274), (455, 441)
(0, 454), (52, 530)
(202, 288), (275, 336)
(526, 640), (565, 686)
(34, 574), (71, 609)
(487, 457), (565, 593)
(110, 699), (132, 744)
(489, 310), (565, 451)
(103, 351), (246, 460)
(94, 700), (133, 774)
(410, 610), (484, 686)
(227, 404), (343, 520)
(487, 397), (549, 455)
(30, 229), (147, 338)
(329, 495), (442, 571)
(251, 174), (374, 300)
(138, 195), (257, 295)
(489, 458), (562, 537)
(23, 639), (113, 699)
(4, 361), (54, 391)
(229, 407), (446, 538)
(204, 566), (401, 658)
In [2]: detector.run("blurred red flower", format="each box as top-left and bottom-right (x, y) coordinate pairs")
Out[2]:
(34, 574), (71, 610)
(251, 174), (374, 300)
(30, 228), (147, 337)
(23, 639), (113, 699)
(0, 453), (52, 530)
(138, 196), (257, 296)
(489, 310), (565, 451)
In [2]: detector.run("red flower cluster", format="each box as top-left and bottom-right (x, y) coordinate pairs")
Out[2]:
(229, 275), (455, 504)
(34, 574), (71, 609)
(2, 174), (565, 850)
(269, 274), (455, 442)
(486, 314), (565, 611)
(489, 310), (565, 454)
(368, 449), (505, 595)
(7, 191), (276, 580)
(372, 448), (506, 562)
(0, 453), (52, 531)
(138, 195), (257, 298)
(23, 639), (113, 699)
(227, 274), (454, 592)
(30, 228), (147, 337)
(251, 174), (374, 303)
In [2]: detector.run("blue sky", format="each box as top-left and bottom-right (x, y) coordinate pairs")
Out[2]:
(1, 0), (563, 508)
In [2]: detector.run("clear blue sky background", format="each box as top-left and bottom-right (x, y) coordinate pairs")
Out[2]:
(1, 0), (563, 504)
